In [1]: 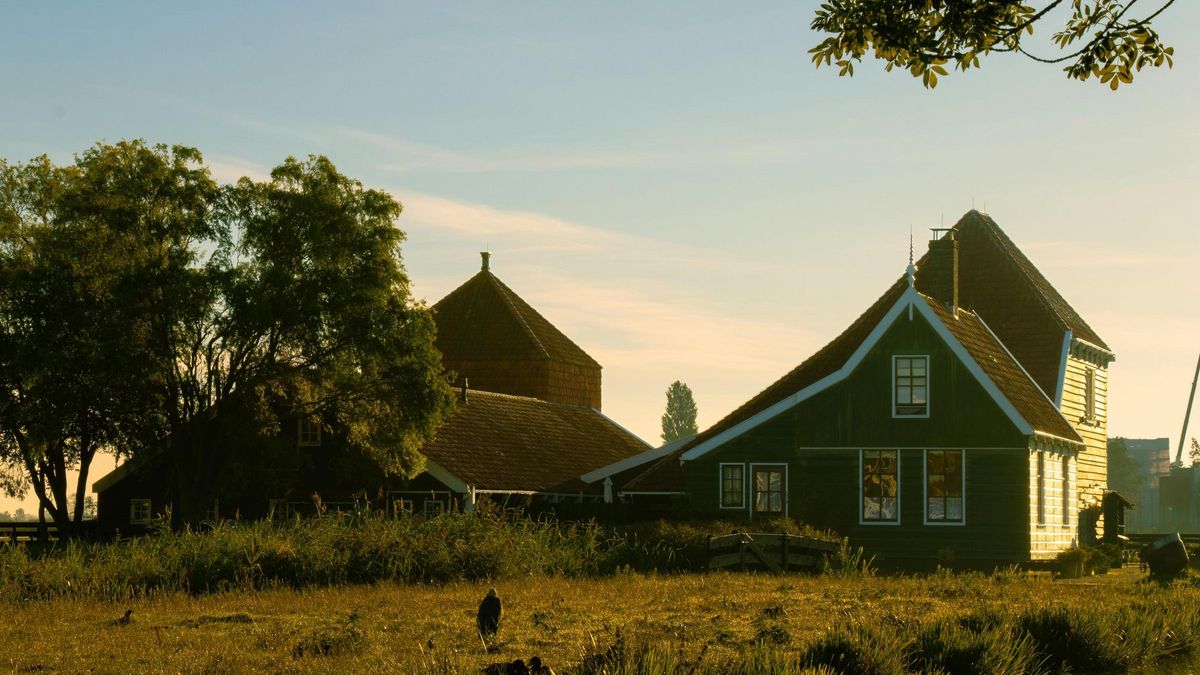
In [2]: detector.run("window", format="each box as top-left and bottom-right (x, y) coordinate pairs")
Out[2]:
(893, 356), (929, 417)
(1036, 451), (1046, 525)
(751, 465), (786, 516)
(1084, 369), (1096, 422)
(130, 499), (152, 525)
(388, 493), (415, 517)
(925, 450), (964, 524)
(861, 450), (899, 523)
(1062, 454), (1071, 525)
(268, 499), (289, 521)
(423, 500), (445, 518)
(719, 464), (745, 509)
(297, 417), (322, 447)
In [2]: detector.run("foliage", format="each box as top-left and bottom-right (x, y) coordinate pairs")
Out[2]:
(810, 0), (1176, 89)
(0, 141), (454, 528)
(660, 381), (698, 443)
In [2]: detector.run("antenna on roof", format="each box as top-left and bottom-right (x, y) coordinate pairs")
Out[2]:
(906, 226), (916, 288)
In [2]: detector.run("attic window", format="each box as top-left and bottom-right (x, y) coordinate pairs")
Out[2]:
(893, 356), (929, 417)
(297, 418), (322, 447)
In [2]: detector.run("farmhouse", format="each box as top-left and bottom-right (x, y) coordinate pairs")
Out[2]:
(93, 254), (649, 528)
(621, 211), (1114, 565)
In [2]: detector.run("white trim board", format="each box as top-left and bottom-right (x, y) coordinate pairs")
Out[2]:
(581, 434), (690, 484)
(680, 287), (1033, 462)
(1054, 329), (1072, 407)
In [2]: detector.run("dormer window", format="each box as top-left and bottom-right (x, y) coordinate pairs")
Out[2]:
(297, 417), (322, 447)
(893, 355), (929, 417)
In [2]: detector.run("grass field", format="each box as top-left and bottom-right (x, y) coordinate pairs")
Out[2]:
(2, 567), (1196, 673)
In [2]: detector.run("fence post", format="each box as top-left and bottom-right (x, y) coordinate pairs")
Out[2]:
(781, 534), (789, 573)
(706, 534), (713, 573)
(739, 533), (747, 571)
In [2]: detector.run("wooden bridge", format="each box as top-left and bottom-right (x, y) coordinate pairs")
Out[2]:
(705, 532), (840, 574)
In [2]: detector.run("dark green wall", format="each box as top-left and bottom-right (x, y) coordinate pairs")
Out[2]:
(684, 304), (1032, 561)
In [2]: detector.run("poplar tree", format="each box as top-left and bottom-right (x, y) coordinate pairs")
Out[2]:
(661, 381), (698, 444)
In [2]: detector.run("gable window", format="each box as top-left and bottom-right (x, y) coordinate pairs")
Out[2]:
(130, 499), (152, 525)
(1083, 368), (1096, 422)
(893, 356), (929, 417)
(297, 417), (322, 447)
(719, 464), (745, 509)
(925, 450), (964, 524)
(751, 465), (786, 516)
(861, 450), (899, 523)
(1036, 451), (1046, 525)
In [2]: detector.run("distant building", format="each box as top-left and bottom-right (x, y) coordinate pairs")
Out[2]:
(1109, 437), (1170, 532)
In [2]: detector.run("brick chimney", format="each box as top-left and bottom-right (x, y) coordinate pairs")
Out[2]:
(924, 229), (959, 312)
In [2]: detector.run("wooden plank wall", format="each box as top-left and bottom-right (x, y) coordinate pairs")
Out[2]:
(1029, 447), (1077, 560)
(1060, 354), (1109, 506)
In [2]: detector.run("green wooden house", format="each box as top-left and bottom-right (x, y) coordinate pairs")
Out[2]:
(622, 212), (1113, 566)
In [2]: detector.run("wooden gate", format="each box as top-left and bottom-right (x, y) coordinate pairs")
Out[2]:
(706, 532), (839, 574)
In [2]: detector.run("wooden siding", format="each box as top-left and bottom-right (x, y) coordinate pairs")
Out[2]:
(1029, 446), (1077, 560)
(1060, 353), (1108, 506)
(683, 308), (1034, 562)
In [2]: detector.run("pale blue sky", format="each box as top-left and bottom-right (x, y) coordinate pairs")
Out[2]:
(2, 2), (1198, 512)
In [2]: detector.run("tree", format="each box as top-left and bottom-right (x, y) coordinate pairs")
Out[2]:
(1106, 437), (1143, 496)
(0, 142), (454, 529)
(661, 381), (699, 443)
(810, 1), (1176, 89)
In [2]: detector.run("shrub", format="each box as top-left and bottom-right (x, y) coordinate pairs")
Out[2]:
(801, 623), (909, 675)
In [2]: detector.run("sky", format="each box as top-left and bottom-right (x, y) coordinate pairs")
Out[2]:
(1, 2), (1198, 513)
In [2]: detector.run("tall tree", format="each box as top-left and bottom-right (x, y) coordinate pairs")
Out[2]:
(0, 142), (454, 529)
(810, 1), (1176, 89)
(661, 381), (699, 443)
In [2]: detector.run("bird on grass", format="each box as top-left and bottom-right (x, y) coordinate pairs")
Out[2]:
(528, 656), (556, 674)
(477, 587), (502, 646)
(482, 658), (528, 675)
(111, 609), (133, 627)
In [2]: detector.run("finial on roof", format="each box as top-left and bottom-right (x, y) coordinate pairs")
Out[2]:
(480, 251), (491, 272)
(906, 229), (916, 287)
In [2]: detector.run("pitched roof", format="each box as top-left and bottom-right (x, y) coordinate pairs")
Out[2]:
(622, 280), (1084, 493)
(421, 390), (649, 494)
(432, 268), (600, 369)
(916, 210), (1110, 395)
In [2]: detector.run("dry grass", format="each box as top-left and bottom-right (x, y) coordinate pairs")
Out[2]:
(0, 568), (1189, 673)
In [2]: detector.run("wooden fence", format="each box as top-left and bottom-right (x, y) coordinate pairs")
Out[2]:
(706, 532), (840, 574)
(0, 521), (58, 544)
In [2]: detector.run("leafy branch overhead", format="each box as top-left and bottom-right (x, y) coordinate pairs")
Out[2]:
(810, 0), (1176, 89)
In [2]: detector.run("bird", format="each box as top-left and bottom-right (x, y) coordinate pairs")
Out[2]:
(477, 587), (503, 645)
(482, 659), (528, 675)
(112, 609), (133, 626)
(528, 656), (556, 675)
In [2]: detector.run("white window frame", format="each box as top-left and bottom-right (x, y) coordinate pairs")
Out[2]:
(130, 498), (152, 525)
(423, 499), (446, 518)
(859, 449), (901, 526)
(892, 355), (930, 418)
(748, 463), (788, 519)
(1083, 368), (1096, 423)
(297, 417), (322, 447)
(1061, 454), (1071, 526)
(718, 463), (746, 510)
(923, 449), (966, 526)
(1036, 451), (1046, 526)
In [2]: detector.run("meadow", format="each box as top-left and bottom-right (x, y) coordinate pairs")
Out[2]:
(2, 512), (1198, 673)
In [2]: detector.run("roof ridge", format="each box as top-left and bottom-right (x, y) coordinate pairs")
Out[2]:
(484, 272), (553, 361)
(964, 212), (1070, 336)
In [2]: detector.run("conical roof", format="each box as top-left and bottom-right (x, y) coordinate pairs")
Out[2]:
(432, 258), (600, 369)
